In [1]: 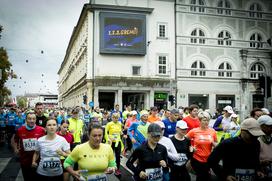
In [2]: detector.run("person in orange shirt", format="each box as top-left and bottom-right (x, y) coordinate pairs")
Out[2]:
(186, 111), (217, 181)
(147, 106), (161, 123)
(183, 104), (200, 132)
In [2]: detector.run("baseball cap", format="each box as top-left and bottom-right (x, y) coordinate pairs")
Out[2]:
(131, 110), (138, 115)
(140, 110), (149, 117)
(258, 115), (272, 126)
(176, 120), (188, 129)
(261, 108), (270, 115)
(148, 123), (162, 137)
(240, 118), (265, 136)
(154, 121), (165, 129)
(223, 106), (234, 114)
(170, 109), (179, 114)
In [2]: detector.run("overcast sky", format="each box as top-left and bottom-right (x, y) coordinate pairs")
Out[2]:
(0, 0), (88, 98)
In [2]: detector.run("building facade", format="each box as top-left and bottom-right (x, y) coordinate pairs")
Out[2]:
(58, 0), (272, 119)
(58, 0), (176, 110)
(176, 0), (272, 119)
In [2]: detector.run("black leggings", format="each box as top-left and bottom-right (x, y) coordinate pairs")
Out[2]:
(111, 142), (121, 169)
(190, 157), (211, 181)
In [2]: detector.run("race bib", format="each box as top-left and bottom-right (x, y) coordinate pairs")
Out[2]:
(22, 138), (37, 151)
(235, 168), (255, 181)
(174, 153), (188, 166)
(86, 173), (108, 181)
(42, 157), (61, 169)
(111, 133), (119, 141)
(145, 167), (163, 181)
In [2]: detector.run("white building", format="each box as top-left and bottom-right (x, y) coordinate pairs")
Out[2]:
(58, 0), (176, 110)
(25, 93), (58, 108)
(58, 0), (272, 119)
(176, 0), (272, 119)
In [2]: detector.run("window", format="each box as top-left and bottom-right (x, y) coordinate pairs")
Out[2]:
(191, 60), (206, 76)
(249, 3), (262, 18)
(217, 0), (231, 15)
(218, 31), (232, 46)
(158, 23), (167, 38)
(249, 33), (263, 48)
(218, 62), (232, 77)
(132, 66), (141, 76)
(158, 56), (167, 75)
(190, 0), (205, 12)
(250, 63), (265, 79)
(191, 28), (205, 44)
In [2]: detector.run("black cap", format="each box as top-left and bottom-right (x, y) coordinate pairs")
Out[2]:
(148, 123), (162, 137)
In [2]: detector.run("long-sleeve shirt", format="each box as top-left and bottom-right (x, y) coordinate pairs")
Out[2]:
(127, 121), (149, 149)
(208, 136), (261, 180)
(126, 142), (168, 181)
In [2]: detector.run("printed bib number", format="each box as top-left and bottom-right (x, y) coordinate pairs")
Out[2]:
(22, 138), (37, 151)
(42, 157), (61, 169)
(235, 168), (255, 181)
(86, 173), (108, 181)
(174, 153), (188, 166)
(145, 167), (163, 181)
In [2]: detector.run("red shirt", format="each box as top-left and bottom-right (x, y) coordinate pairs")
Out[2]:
(183, 115), (200, 132)
(57, 131), (74, 146)
(14, 125), (45, 166)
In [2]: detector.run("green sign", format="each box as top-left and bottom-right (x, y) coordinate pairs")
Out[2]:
(154, 93), (167, 100)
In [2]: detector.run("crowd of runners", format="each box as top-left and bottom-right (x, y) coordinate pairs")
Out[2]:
(0, 102), (271, 181)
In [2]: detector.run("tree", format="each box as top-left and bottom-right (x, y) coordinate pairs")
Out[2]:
(17, 96), (27, 108)
(0, 47), (12, 106)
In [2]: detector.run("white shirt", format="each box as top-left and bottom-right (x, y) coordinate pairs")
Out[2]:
(36, 135), (70, 176)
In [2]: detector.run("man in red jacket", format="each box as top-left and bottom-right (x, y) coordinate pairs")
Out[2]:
(12, 111), (45, 181)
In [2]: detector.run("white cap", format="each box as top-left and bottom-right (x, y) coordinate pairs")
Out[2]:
(230, 113), (238, 118)
(261, 108), (270, 115)
(154, 121), (165, 129)
(258, 115), (272, 126)
(176, 120), (188, 129)
(131, 110), (138, 115)
(223, 106), (234, 114)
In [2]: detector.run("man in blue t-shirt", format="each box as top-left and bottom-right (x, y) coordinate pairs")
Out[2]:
(162, 109), (179, 138)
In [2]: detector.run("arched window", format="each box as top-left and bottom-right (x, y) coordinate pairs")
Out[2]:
(190, 0), (205, 12)
(250, 63), (265, 79)
(218, 31), (232, 46)
(217, 0), (231, 15)
(191, 28), (205, 44)
(191, 60), (206, 76)
(249, 3), (262, 18)
(218, 62), (232, 77)
(249, 33), (263, 48)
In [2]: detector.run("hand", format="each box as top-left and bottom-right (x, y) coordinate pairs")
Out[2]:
(226, 175), (237, 181)
(69, 129), (75, 134)
(31, 162), (38, 168)
(139, 171), (147, 179)
(159, 160), (167, 167)
(257, 171), (265, 178)
(131, 138), (136, 144)
(123, 135), (127, 139)
(105, 167), (116, 174)
(71, 170), (81, 180)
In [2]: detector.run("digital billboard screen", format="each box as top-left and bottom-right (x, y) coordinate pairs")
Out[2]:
(100, 12), (146, 55)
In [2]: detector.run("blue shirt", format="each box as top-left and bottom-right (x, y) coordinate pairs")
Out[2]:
(6, 111), (17, 126)
(162, 118), (177, 138)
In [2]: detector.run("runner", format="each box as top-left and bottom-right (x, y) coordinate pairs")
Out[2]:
(182, 104), (200, 132)
(32, 119), (70, 180)
(126, 123), (168, 181)
(12, 111), (45, 181)
(162, 109), (179, 138)
(68, 108), (84, 149)
(64, 124), (116, 180)
(105, 112), (123, 176)
(208, 118), (265, 181)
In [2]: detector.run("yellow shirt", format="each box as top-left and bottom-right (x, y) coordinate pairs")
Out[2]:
(105, 121), (122, 143)
(68, 117), (84, 143)
(69, 142), (116, 175)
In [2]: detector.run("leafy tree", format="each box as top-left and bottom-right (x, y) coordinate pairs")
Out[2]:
(17, 96), (27, 108)
(0, 46), (13, 106)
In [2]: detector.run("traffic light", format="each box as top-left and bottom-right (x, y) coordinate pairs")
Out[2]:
(169, 95), (176, 106)
(83, 95), (87, 104)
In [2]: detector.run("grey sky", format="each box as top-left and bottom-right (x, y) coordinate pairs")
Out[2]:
(0, 0), (87, 97)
